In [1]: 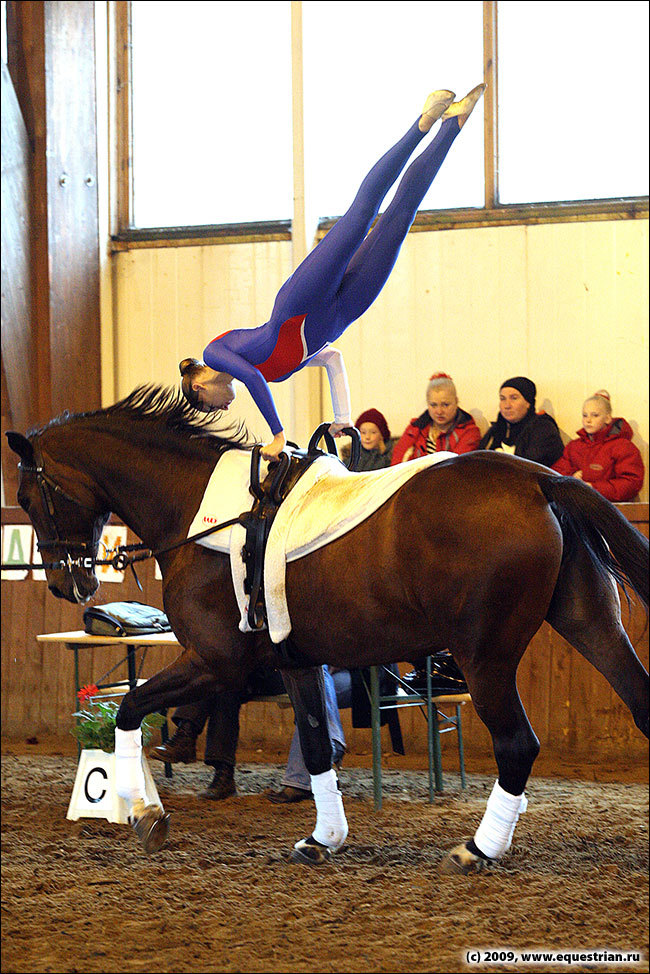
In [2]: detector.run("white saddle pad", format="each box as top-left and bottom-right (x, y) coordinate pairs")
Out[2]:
(264, 451), (454, 642)
(187, 448), (455, 643)
(187, 448), (268, 553)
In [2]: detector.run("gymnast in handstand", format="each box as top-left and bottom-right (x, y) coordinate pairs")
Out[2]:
(180, 84), (485, 459)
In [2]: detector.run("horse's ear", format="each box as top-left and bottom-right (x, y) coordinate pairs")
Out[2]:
(6, 431), (35, 465)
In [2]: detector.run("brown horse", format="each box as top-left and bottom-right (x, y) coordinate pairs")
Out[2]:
(7, 386), (648, 870)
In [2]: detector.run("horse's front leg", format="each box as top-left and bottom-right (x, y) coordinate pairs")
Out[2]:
(280, 665), (348, 864)
(114, 648), (221, 853)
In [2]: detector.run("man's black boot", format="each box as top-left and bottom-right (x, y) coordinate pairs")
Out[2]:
(199, 760), (237, 800)
(149, 720), (197, 764)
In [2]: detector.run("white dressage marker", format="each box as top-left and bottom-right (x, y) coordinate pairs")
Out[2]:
(67, 749), (162, 825)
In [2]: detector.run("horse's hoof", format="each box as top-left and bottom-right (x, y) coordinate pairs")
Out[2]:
(439, 842), (491, 875)
(132, 806), (171, 854)
(290, 835), (333, 865)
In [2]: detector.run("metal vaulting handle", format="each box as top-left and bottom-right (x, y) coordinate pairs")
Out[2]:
(249, 445), (265, 501)
(340, 426), (361, 471)
(307, 423), (338, 458)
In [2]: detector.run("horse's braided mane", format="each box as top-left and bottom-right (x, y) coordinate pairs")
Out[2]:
(28, 384), (252, 451)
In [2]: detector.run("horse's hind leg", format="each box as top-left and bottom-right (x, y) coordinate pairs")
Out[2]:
(442, 648), (539, 875)
(280, 665), (348, 864)
(546, 540), (649, 739)
(114, 649), (222, 854)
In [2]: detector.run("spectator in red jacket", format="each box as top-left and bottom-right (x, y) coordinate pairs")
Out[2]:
(391, 372), (480, 464)
(553, 390), (644, 502)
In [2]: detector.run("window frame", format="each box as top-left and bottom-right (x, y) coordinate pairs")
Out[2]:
(111, 0), (648, 252)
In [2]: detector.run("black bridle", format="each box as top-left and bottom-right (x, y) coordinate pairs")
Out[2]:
(13, 442), (111, 597)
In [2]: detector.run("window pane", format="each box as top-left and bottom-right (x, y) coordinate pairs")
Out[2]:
(498, 1), (649, 203)
(130, 1), (292, 228)
(302, 0), (484, 233)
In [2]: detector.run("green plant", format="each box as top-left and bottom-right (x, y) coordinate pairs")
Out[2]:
(71, 692), (166, 753)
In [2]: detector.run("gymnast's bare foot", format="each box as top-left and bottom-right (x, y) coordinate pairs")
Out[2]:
(418, 89), (456, 132)
(441, 83), (486, 128)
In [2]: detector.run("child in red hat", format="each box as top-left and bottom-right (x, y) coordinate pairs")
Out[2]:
(354, 408), (393, 470)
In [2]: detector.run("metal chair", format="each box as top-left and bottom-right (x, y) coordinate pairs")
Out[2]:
(367, 657), (471, 809)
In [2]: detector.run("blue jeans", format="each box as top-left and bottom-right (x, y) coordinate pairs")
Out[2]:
(281, 667), (351, 791)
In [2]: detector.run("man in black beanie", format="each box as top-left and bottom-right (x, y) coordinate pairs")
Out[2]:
(479, 375), (564, 467)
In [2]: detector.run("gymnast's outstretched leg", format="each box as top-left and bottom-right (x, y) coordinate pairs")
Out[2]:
(271, 90), (456, 317)
(336, 85), (485, 324)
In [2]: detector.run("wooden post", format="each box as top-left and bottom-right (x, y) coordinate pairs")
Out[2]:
(5, 1), (52, 427)
(483, 1), (499, 209)
(44, 1), (101, 416)
(3, 1), (102, 431)
(1, 61), (34, 436)
(289, 1), (322, 443)
(113, 0), (132, 235)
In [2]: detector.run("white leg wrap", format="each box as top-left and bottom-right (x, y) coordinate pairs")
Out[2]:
(310, 769), (348, 850)
(473, 780), (528, 860)
(114, 727), (147, 804)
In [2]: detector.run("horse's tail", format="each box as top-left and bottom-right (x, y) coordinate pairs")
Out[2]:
(538, 474), (649, 609)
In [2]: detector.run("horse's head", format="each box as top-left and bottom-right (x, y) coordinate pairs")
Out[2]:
(7, 431), (110, 603)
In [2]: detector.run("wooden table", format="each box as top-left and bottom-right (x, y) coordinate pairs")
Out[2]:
(36, 629), (182, 697)
(35, 631), (292, 776)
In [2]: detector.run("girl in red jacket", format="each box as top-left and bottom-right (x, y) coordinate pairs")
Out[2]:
(553, 390), (645, 501)
(391, 372), (480, 464)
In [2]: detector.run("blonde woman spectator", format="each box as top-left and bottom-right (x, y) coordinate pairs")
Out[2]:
(391, 372), (480, 465)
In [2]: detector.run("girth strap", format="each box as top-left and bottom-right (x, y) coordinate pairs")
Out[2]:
(241, 447), (306, 630)
(240, 426), (361, 632)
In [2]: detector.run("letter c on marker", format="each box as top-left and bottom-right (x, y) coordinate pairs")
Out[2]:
(84, 766), (108, 803)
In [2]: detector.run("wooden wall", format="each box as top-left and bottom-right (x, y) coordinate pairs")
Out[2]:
(1, 1), (102, 499)
(2, 505), (647, 766)
(112, 219), (649, 500)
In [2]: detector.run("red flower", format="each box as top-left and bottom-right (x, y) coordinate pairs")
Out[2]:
(77, 684), (99, 702)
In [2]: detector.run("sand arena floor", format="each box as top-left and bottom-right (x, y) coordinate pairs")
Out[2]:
(1, 750), (648, 974)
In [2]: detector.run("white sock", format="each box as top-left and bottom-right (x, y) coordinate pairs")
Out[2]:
(114, 727), (147, 804)
(474, 780), (528, 859)
(310, 769), (348, 850)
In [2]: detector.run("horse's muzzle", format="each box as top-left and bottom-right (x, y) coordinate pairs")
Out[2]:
(47, 567), (99, 603)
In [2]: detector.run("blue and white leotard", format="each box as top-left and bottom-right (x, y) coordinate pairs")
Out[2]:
(203, 116), (462, 436)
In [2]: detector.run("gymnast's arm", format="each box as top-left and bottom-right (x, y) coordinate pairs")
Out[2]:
(203, 339), (287, 457)
(307, 346), (352, 435)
